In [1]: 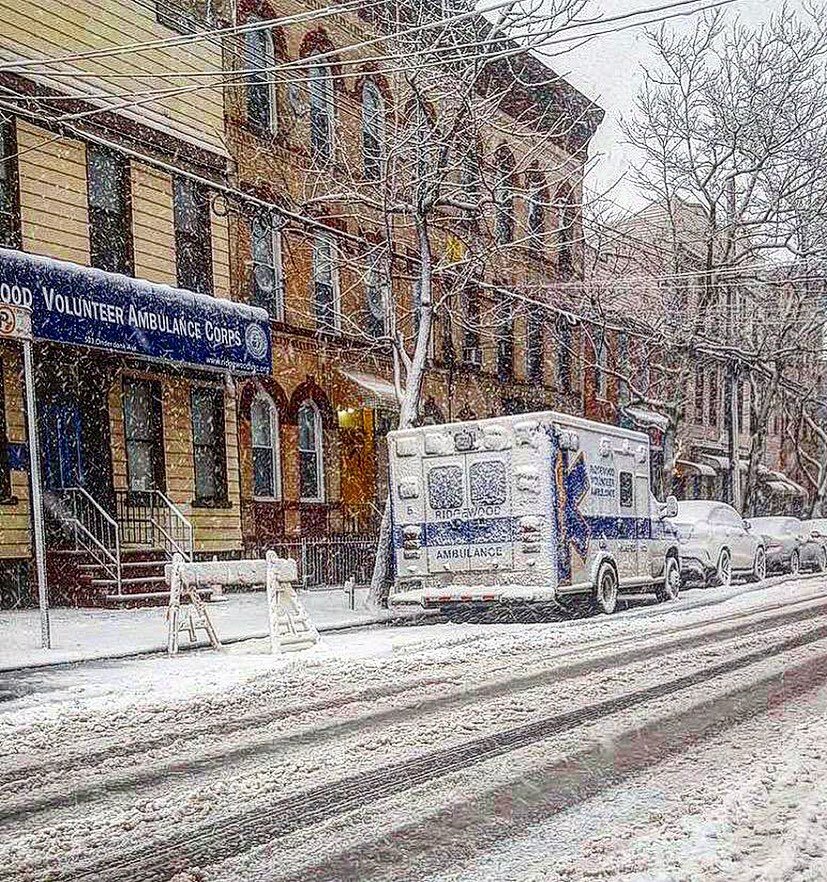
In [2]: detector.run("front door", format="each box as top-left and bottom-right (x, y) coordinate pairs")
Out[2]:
(43, 399), (84, 490)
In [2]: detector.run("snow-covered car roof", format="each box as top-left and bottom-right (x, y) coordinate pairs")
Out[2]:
(749, 516), (800, 534)
(674, 500), (724, 521)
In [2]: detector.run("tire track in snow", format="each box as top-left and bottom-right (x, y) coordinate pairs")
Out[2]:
(4, 596), (827, 827)
(5, 588), (827, 797)
(19, 619), (827, 882)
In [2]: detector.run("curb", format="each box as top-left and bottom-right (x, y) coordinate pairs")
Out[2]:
(0, 611), (435, 675)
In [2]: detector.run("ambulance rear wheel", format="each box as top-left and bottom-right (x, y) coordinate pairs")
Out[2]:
(656, 555), (681, 603)
(593, 563), (618, 615)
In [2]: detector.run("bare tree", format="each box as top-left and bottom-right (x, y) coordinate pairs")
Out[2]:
(272, 0), (602, 604)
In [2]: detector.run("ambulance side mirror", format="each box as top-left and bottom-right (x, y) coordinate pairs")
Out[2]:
(660, 496), (678, 519)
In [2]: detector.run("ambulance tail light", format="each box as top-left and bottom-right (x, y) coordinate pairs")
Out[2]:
(520, 516), (543, 553)
(402, 525), (422, 557)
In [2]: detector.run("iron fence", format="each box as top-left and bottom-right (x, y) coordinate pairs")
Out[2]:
(247, 535), (379, 588)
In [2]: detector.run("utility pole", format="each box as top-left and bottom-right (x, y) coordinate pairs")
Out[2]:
(725, 175), (741, 511)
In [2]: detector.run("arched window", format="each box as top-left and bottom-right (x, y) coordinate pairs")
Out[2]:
(526, 172), (546, 248)
(244, 22), (276, 132)
(493, 149), (515, 245)
(251, 394), (281, 498)
(308, 53), (334, 161)
(362, 79), (385, 181)
(298, 399), (324, 501)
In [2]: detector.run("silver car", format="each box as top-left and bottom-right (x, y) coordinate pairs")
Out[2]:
(750, 516), (827, 575)
(675, 501), (766, 588)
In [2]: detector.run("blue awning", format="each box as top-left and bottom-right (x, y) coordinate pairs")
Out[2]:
(0, 247), (272, 375)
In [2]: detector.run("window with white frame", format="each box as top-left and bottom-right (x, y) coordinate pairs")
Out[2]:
(313, 233), (339, 332)
(362, 78), (384, 181)
(308, 53), (334, 161)
(250, 214), (284, 320)
(250, 395), (281, 498)
(298, 399), (324, 501)
(244, 22), (276, 133)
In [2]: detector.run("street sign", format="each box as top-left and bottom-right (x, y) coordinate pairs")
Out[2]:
(0, 303), (32, 341)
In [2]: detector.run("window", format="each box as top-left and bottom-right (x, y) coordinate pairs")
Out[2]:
(87, 146), (133, 276)
(595, 338), (608, 400)
(0, 117), (21, 249)
(156, 0), (211, 34)
(428, 465), (463, 510)
(313, 234), (339, 332)
(250, 214), (283, 319)
(493, 151), (515, 245)
(365, 253), (388, 337)
(708, 368), (718, 427)
(617, 333), (630, 406)
(308, 54), (334, 161)
(619, 471), (633, 508)
(0, 360), (11, 501)
(694, 365), (705, 425)
(250, 395), (280, 498)
(191, 387), (228, 504)
(298, 399), (324, 501)
(557, 316), (572, 391)
(526, 305), (543, 383)
(527, 175), (545, 247)
(244, 22), (276, 133)
(362, 79), (384, 180)
(497, 305), (514, 381)
(123, 378), (165, 493)
(557, 188), (576, 277)
(470, 461), (506, 507)
(737, 379), (745, 434)
(460, 147), (480, 219)
(174, 177), (213, 295)
(461, 287), (481, 365)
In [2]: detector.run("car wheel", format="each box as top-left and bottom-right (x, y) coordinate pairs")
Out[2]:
(593, 563), (618, 615)
(789, 550), (800, 576)
(750, 547), (767, 583)
(714, 549), (732, 588)
(656, 555), (681, 602)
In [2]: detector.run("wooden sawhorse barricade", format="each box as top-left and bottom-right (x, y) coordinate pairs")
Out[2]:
(165, 552), (318, 656)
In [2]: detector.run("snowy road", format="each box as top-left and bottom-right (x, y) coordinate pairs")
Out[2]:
(3, 576), (827, 881)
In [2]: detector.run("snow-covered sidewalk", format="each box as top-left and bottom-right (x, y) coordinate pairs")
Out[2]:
(0, 588), (423, 671)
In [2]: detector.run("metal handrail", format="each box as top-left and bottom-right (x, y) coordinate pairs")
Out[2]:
(64, 487), (122, 595)
(155, 491), (194, 561)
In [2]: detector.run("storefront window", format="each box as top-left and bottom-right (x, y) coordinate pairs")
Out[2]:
(88, 146), (133, 276)
(123, 378), (165, 492)
(191, 386), (227, 504)
(174, 177), (213, 296)
(298, 399), (323, 501)
(251, 395), (280, 498)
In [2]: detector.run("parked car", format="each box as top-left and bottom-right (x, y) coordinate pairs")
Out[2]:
(674, 501), (765, 588)
(749, 517), (827, 575)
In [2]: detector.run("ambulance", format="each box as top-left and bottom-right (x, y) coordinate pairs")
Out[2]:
(387, 411), (681, 615)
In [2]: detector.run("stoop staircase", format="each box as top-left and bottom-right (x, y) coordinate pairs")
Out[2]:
(47, 487), (193, 607)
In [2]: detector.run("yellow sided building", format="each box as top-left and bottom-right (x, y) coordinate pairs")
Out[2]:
(0, 0), (268, 606)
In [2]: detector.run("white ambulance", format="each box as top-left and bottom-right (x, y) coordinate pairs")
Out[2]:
(388, 411), (681, 615)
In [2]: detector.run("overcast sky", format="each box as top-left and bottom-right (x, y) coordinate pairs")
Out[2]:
(554, 0), (807, 210)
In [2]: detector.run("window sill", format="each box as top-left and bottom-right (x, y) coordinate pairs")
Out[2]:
(191, 498), (233, 510)
(299, 498), (325, 505)
(252, 496), (283, 503)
